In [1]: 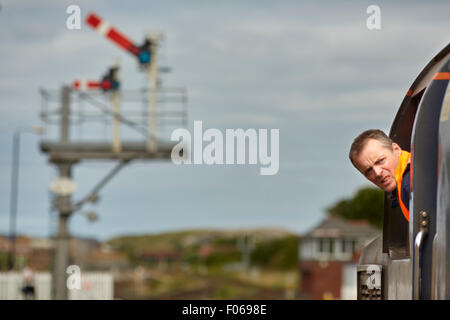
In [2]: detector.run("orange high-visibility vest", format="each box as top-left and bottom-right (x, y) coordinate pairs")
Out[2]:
(394, 150), (411, 221)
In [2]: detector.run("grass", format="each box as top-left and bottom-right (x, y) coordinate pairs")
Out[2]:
(114, 264), (298, 300)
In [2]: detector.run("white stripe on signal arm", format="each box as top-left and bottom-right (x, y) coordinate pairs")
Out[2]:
(73, 80), (87, 90)
(97, 21), (111, 36)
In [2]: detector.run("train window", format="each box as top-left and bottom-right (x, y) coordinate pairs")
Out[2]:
(383, 89), (424, 259)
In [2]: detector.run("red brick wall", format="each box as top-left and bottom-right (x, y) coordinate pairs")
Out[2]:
(299, 260), (344, 300)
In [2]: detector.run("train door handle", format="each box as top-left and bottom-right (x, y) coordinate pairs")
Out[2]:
(413, 211), (429, 300)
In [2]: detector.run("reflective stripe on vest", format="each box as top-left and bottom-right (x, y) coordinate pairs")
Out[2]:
(394, 150), (411, 221)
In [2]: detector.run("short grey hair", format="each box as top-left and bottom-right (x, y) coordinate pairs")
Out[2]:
(349, 129), (393, 166)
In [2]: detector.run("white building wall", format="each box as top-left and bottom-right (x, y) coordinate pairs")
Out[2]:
(0, 272), (113, 300)
(341, 263), (357, 300)
(300, 237), (363, 262)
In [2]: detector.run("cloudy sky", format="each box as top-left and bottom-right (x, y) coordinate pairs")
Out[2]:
(0, 0), (449, 241)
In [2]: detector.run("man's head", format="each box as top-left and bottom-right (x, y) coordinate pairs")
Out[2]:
(349, 129), (402, 192)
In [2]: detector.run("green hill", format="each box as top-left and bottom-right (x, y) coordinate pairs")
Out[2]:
(106, 228), (298, 270)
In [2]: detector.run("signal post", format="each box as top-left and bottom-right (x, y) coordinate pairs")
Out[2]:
(39, 12), (186, 300)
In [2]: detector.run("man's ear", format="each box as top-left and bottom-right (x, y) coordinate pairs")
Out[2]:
(392, 142), (402, 154)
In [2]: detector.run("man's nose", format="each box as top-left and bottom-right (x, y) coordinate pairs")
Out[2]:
(373, 166), (383, 177)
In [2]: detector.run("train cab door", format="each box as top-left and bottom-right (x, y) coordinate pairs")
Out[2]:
(410, 56), (450, 300)
(382, 44), (450, 300)
(434, 64), (450, 300)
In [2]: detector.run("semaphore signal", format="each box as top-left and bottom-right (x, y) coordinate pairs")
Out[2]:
(39, 10), (187, 301)
(85, 12), (159, 152)
(73, 67), (120, 92)
(85, 12), (152, 66)
(72, 61), (122, 153)
(72, 80), (101, 90)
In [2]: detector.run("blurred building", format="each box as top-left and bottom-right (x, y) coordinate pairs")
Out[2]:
(0, 235), (127, 272)
(0, 236), (9, 252)
(138, 249), (182, 266)
(298, 215), (379, 300)
(26, 238), (54, 270)
(85, 244), (129, 271)
(68, 237), (101, 268)
(0, 235), (54, 270)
